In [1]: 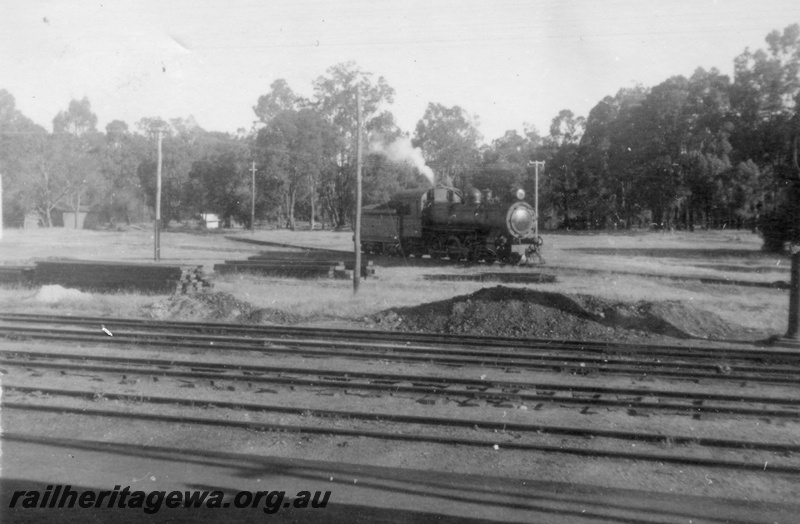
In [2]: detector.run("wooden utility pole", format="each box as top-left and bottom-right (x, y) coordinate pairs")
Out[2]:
(0, 174), (3, 240)
(787, 245), (800, 341)
(154, 129), (163, 262)
(250, 161), (257, 234)
(353, 90), (363, 294)
(528, 161), (545, 238)
(782, 114), (800, 345)
(74, 191), (80, 229)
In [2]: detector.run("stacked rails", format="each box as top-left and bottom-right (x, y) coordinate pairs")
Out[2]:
(424, 272), (556, 284)
(0, 266), (35, 287)
(214, 252), (375, 279)
(32, 260), (213, 294)
(247, 252), (375, 279)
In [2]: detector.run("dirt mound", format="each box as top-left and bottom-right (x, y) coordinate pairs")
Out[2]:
(647, 302), (746, 340)
(371, 286), (750, 342)
(34, 285), (89, 303)
(142, 292), (299, 324)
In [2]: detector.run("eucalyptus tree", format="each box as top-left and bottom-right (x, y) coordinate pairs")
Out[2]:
(631, 76), (694, 227)
(311, 62), (396, 228)
(683, 68), (738, 228)
(478, 130), (528, 192)
(730, 23), (800, 222)
(543, 109), (585, 228)
(413, 103), (482, 189)
(601, 72), (732, 229)
(135, 116), (204, 225)
(581, 95), (627, 227)
(0, 90), (45, 226)
(596, 87), (649, 227)
(17, 97), (106, 227)
(254, 108), (337, 230)
(253, 79), (302, 125)
(101, 120), (149, 224)
(253, 79), (311, 226)
(52, 97), (98, 137)
(483, 129), (539, 167)
(477, 129), (543, 197)
(187, 133), (253, 227)
(53, 99), (104, 224)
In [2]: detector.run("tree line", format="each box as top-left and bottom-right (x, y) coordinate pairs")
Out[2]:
(490, 23), (800, 234)
(0, 25), (798, 236)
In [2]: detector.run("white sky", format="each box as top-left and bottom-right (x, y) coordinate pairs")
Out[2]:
(1, 0), (799, 143)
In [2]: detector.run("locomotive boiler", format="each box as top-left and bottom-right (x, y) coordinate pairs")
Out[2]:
(361, 186), (542, 264)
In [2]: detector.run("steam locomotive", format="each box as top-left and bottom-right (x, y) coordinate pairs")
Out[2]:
(360, 186), (542, 264)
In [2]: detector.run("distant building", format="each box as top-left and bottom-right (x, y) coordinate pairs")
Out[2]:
(53, 204), (99, 229)
(200, 213), (220, 229)
(24, 212), (41, 229)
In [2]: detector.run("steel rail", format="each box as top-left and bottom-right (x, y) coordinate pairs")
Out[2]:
(5, 347), (797, 403)
(5, 397), (800, 474)
(9, 385), (799, 451)
(1, 323), (797, 375)
(3, 326), (799, 385)
(0, 312), (791, 361)
(4, 350), (800, 418)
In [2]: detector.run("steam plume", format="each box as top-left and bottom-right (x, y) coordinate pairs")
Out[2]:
(369, 136), (435, 186)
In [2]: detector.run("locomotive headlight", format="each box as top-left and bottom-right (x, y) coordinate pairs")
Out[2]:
(514, 188), (525, 200)
(508, 205), (534, 236)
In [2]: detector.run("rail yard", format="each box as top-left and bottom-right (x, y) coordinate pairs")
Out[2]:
(1, 227), (799, 522)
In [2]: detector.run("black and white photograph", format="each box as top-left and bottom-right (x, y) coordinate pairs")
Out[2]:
(2, 0), (800, 522)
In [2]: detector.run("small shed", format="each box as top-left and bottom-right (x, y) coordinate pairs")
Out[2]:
(24, 212), (41, 229)
(201, 213), (220, 229)
(60, 205), (98, 229)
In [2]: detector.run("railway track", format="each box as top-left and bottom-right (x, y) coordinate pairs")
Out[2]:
(4, 312), (799, 478)
(3, 348), (800, 419)
(1, 314), (799, 384)
(0, 312), (785, 359)
(6, 390), (800, 475)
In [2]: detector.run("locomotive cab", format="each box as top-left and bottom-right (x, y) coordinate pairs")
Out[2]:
(426, 187), (462, 204)
(425, 187), (464, 226)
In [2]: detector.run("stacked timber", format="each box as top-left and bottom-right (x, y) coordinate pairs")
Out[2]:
(0, 265), (35, 286)
(214, 252), (375, 279)
(32, 260), (213, 294)
(333, 260), (376, 279)
(176, 266), (214, 294)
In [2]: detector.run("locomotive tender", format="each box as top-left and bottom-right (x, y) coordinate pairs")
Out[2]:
(361, 186), (542, 264)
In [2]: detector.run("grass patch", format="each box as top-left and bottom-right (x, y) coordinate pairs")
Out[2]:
(0, 227), (791, 337)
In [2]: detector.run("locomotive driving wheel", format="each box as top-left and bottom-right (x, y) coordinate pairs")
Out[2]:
(446, 236), (462, 261)
(428, 237), (445, 259)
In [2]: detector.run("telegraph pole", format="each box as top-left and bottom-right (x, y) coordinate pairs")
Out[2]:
(353, 90), (363, 294)
(250, 161), (257, 234)
(75, 191), (80, 229)
(528, 161), (545, 238)
(154, 129), (163, 262)
(781, 113), (800, 346)
(787, 244), (800, 342)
